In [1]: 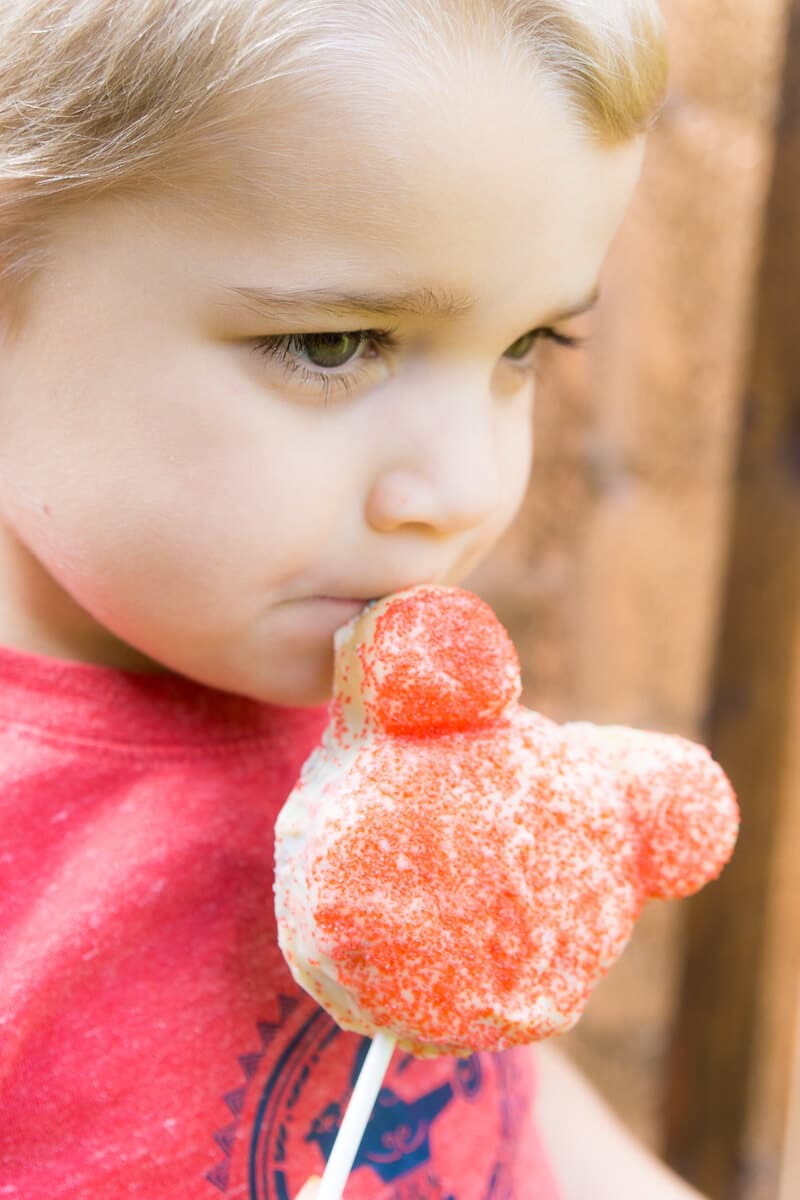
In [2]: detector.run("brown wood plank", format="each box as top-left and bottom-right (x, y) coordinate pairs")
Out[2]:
(778, 994), (800, 1200)
(663, 4), (800, 1196)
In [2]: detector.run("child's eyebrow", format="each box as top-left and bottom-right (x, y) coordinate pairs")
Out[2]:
(225, 284), (599, 325)
(227, 284), (475, 320)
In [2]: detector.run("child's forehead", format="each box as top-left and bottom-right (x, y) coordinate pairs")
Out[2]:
(33, 47), (641, 342)
(193, 55), (634, 260)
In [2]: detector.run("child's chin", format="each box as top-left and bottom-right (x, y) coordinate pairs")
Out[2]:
(249, 655), (335, 709)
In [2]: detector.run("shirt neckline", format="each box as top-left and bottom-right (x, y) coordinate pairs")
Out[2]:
(0, 641), (329, 748)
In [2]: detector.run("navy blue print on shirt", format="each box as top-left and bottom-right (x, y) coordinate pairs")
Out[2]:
(207, 995), (524, 1200)
(303, 1040), (483, 1184)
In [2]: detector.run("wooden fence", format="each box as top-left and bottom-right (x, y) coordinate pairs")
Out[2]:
(471, 1), (800, 1195)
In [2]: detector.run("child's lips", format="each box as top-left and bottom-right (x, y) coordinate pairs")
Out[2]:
(315, 595), (373, 614)
(281, 595), (373, 639)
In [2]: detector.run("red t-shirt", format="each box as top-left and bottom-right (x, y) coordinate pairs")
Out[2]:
(0, 645), (562, 1200)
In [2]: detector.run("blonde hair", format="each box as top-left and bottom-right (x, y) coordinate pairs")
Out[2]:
(0, 0), (667, 287)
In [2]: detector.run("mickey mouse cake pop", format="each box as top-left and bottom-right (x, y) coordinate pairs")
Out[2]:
(275, 585), (738, 1057)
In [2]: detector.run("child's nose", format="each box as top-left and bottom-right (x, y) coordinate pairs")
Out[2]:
(365, 376), (502, 535)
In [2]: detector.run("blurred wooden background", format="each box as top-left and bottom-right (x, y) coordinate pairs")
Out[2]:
(470, 1), (800, 1197)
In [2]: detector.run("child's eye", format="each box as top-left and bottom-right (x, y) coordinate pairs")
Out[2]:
(285, 332), (369, 369)
(251, 323), (587, 404)
(502, 327), (587, 365)
(252, 329), (401, 402)
(262, 330), (402, 367)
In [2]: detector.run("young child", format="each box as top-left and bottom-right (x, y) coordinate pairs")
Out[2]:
(0, 2), (705, 1197)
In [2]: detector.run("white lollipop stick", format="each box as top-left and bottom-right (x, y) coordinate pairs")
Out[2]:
(317, 1031), (396, 1200)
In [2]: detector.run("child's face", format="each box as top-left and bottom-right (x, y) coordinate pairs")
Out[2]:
(0, 50), (643, 704)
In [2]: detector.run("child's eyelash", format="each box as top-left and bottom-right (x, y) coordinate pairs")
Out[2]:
(542, 330), (587, 349)
(254, 328), (402, 364)
(251, 325), (587, 402)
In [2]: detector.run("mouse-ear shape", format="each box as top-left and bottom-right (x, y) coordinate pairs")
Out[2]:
(563, 724), (739, 900)
(334, 586), (521, 736)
